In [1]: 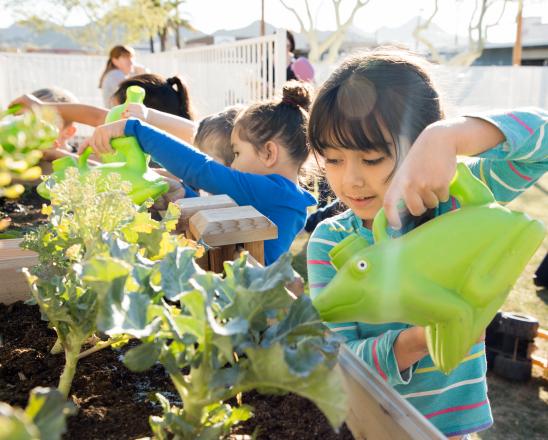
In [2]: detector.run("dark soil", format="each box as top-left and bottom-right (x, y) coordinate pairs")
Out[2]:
(0, 302), (354, 440)
(0, 185), (47, 235)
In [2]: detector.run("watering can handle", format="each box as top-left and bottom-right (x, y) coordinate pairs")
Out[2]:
(372, 162), (496, 242)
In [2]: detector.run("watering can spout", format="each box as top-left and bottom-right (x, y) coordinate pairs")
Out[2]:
(38, 85), (168, 205)
(105, 85), (145, 124)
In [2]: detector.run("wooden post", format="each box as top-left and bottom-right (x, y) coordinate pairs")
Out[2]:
(512, 0), (523, 66)
(242, 241), (265, 266)
(260, 0), (265, 37)
(189, 205), (277, 274)
(175, 195), (237, 238)
(208, 244), (239, 274)
(189, 205), (277, 247)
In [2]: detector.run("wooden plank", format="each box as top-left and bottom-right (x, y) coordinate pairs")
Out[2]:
(0, 239), (37, 305)
(189, 205), (277, 247)
(0, 238), (37, 259)
(339, 347), (445, 440)
(176, 195), (237, 236)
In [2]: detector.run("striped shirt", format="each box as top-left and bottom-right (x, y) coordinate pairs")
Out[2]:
(307, 108), (547, 437)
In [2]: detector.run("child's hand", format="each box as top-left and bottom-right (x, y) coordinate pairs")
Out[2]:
(383, 122), (458, 229)
(152, 177), (186, 212)
(122, 103), (149, 122)
(78, 120), (127, 155)
(8, 94), (44, 114)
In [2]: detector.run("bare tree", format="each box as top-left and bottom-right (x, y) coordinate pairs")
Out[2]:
(279, 0), (371, 64)
(414, 0), (509, 67)
(3, 0), (192, 52)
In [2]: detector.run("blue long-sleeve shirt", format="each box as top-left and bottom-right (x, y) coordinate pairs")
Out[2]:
(125, 118), (316, 264)
(307, 108), (547, 437)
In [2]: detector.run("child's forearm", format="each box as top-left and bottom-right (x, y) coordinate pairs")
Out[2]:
(428, 116), (506, 157)
(147, 109), (196, 143)
(52, 103), (107, 127)
(393, 326), (429, 372)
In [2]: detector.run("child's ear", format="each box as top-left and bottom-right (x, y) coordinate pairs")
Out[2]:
(260, 140), (279, 168)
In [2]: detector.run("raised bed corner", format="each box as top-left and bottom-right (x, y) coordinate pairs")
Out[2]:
(0, 238), (37, 305)
(339, 346), (445, 439)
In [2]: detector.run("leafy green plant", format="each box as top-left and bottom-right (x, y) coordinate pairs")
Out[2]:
(83, 240), (347, 439)
(0, 106), (58, 200)
(0, 387), (74, 440)
(22, 167), (190, 397)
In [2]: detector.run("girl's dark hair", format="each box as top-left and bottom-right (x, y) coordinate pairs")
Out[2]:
(287, 30), (296, 53)
(308, 48), (444, 170)
(234, 80), (313, 167)
(99, 45), (134, 88)
(113, 73), (195, 120)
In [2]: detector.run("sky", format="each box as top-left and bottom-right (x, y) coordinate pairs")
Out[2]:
(2, 0), (548, 43)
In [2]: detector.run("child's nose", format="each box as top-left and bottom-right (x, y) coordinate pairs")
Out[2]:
(342, 162), (365, 187)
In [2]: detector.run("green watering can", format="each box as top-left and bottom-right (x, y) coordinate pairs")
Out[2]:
(312, 163), (545, 373)
(37, 86), (169, 204)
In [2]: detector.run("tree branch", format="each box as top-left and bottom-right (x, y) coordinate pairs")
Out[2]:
(412, 0), (442, 63)
(279, 0), (307, 31)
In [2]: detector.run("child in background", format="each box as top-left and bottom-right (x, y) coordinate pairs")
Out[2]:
(30, 87), (79, 162)
(11, 73), (197, 144)
(81, 81), (317, 265)
(117, 74), (195, 121)
(192, 105), (245, 166)
(99, 45), (148, 108)
(306, 48), (547, 438)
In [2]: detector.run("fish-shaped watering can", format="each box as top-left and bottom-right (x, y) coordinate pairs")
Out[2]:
(37, 86), (168, 204)
(312, 162), (545, 373)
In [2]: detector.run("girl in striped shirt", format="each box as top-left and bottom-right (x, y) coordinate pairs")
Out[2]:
(306, 48), (547, 438)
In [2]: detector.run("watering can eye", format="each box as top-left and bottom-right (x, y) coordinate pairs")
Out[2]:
(356, 260), (368, 272)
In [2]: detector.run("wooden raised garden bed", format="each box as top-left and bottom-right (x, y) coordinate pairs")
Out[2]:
(0, 195), (444, 440)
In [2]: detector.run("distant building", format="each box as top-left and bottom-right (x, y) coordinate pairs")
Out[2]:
(186, 35), (238, 48)
(474, 17), (548, 66)
(474, 42), (548, 66)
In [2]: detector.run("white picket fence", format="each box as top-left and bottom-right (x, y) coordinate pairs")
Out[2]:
(0, 31), (287, 118)
(1, 37), (548, 122)
(138, 32), (287, 116)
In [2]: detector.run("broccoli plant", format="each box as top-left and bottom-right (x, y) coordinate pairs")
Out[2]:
(22, 167), (191, 397)
(83, 241), (347, 439)
(0, 387), (74, 440)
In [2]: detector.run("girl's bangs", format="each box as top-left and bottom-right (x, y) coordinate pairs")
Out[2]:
(311, 87), (392, 156)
